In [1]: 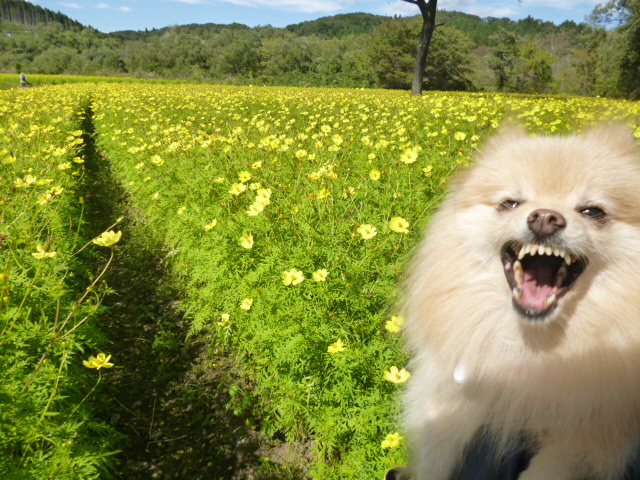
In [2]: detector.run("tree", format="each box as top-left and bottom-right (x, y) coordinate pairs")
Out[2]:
(489, 30), (555, 93)
(590, 0), (640, 98)
(366, 19), (417, 89)
(367, 18), (474, 90)
(401, 0), (438, 95)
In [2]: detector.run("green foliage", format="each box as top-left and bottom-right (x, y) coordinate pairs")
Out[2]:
(591, 0), (640, 98)
(0, 0), (84, 29)
(285, 13), (385, 38)
(366, 18), (474, 90)
(1, 78), (640, 478)
(0, 3), (636, 97)
(0, 85), (121, 478)
(86, 82), (640, 478)
(489, 29), (555, 93)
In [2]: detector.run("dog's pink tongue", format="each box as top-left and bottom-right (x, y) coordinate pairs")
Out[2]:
(521, 265), (555, 311)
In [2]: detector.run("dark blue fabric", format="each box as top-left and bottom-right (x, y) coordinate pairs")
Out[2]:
(457, 437), (640, 480)
(457, 437), (531, 480)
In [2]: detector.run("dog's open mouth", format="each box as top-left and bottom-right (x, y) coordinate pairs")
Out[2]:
(502, 242), (587, 319)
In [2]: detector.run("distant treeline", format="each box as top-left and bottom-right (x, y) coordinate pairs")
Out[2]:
(0, 0), (637, 98)
(0, 0), (82, 30)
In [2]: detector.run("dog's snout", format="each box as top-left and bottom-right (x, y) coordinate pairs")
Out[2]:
(527, 209), (566, 238)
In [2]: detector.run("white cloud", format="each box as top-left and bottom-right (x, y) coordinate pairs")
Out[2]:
(466, 5), (519, 17)
(382, 1), (419, 17)
(168, 0), (356, 13)
(518, 0), (600, 7)
(120, 6), (133, 12)
(97, 2), (109, 8)
(60, 2), (81, 8)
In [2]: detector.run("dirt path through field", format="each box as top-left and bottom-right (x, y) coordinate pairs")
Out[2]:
(79, 104), (308, 480)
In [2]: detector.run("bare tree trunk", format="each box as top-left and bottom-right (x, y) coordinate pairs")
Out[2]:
(404, 0), (438, 96)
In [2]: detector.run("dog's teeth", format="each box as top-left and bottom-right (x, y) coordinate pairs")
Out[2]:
(518, 246), (527, 260)
(545, 293), (557, 307)
(545, 246), (552, 256)
(553, 248), (560, 257)
(555, 263), (568, 286)
(512, 288), (522, 301)
(538, 245), (545, 255)
(514, 260), (523, 286)
(565, 253), (573, 265)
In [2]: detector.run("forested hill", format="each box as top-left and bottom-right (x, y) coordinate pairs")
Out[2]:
(0, 0), (83, 30)
(285, 13), (385, 37)
(0, 0), (637, 99)
(0, 0), (589, 45)
(109, 11), (590, 45)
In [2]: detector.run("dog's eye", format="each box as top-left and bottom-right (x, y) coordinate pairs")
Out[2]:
(580, 206), (606, 220)
(499, 199), (520, 210)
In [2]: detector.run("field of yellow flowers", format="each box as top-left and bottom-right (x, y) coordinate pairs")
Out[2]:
(2, 80), (640, 479)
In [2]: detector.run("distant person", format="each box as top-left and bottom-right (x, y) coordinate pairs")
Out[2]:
(20, 72), (27, 87)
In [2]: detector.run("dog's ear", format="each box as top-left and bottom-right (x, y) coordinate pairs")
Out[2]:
(582, 124), (640, 158)
(473, 122), (527, 165)
(484, 122), (528, 148)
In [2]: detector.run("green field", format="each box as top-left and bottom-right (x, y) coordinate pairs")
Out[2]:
(2, 78), (639, 479)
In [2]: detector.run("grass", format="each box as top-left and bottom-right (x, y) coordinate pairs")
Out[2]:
(1, 77), (639, 479)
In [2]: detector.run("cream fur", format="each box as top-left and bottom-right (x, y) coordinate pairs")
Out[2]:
(403, 126), (640, 480)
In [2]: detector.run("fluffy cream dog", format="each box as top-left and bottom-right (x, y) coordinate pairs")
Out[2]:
(403, 125), (640, 480)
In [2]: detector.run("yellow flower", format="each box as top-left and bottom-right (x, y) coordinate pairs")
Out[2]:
(385, 315), (406, 333)
(37, 186), (64, 205)
(247, 202), (265, 216)
(204, 219), (218, 231)
(83, 353), (114, 370)
(150, 192), (160, 200)
(239, 234), (254, 249)
(389, 216), (410, 234)
(316, 188), (331, 200)
(312, 269), (329, 282)
(400, 146), (419, 164)
(357, 224), (377, 240)
(256, 188), (272, 202)
(342, 186), (355, 198)
(384, 366), (411, 384)
(240, 298), (254, 310)
(369, 169), (381, 181)
(327, 339), (345, 354)
(218, 313), (230, 326)
(14, 174), (37, 188)
(282, 268), (304, 286)
(238, 170), (251, 182)
(92, 230), (122, 247)
(229, 183), (247, 195)
(454, 131), (467, 141)
(422, 165), (433, 177)
(177, 206), (187, 215)
(32, 244), (57, 259)
(381, 432), (403, 449)
(251, 161), (263, 169)
(150, 155), (164, 166)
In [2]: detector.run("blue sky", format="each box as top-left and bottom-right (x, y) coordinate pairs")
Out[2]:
(28, 0), (602, 33)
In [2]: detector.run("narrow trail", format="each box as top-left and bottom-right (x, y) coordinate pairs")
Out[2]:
(79, 103), (308, 479)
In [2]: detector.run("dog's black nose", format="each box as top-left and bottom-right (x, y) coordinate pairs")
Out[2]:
(527, 209), (566, 238)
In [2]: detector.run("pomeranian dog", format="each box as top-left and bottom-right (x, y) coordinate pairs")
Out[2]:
(403, 125), (640, 480)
